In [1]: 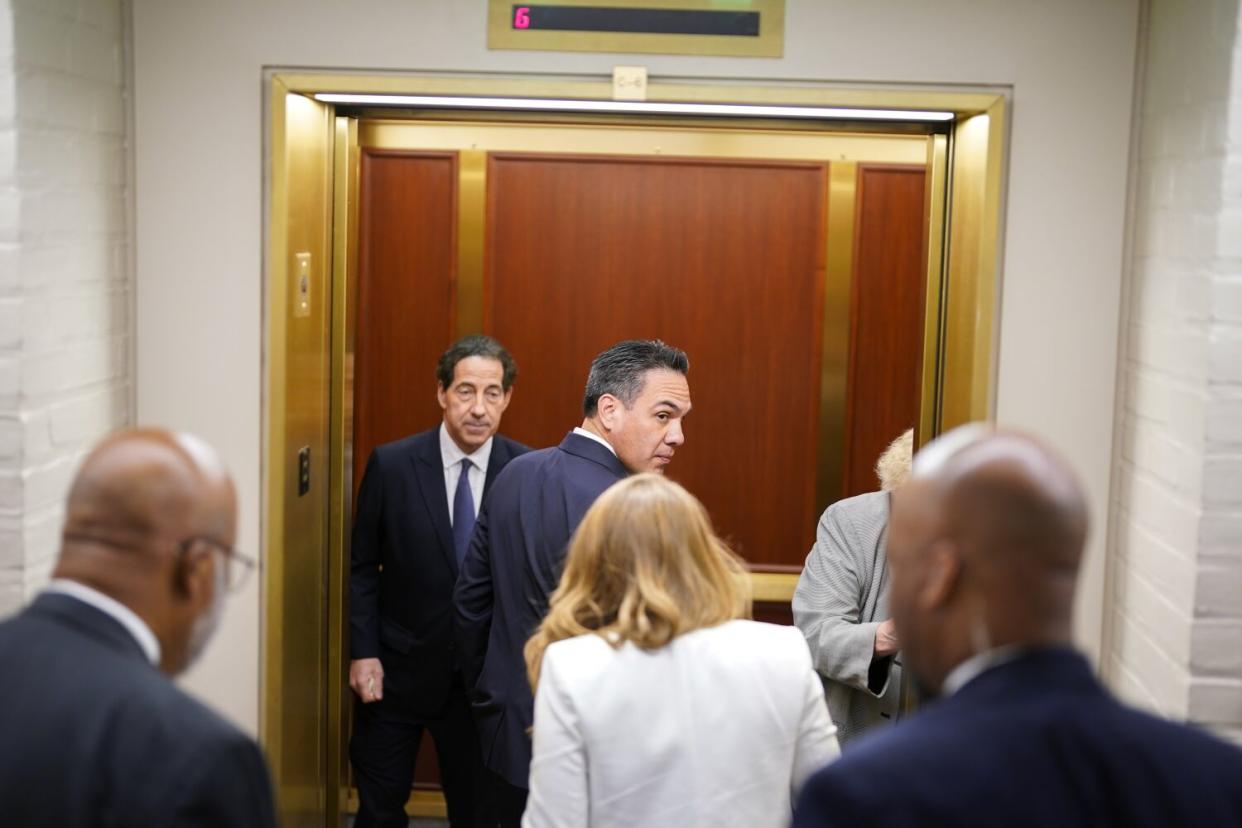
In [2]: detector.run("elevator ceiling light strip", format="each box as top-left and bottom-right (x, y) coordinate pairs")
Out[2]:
(312, 93), (955, 123)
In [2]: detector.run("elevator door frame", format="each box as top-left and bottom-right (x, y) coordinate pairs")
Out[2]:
(265, 70), (1008, 826)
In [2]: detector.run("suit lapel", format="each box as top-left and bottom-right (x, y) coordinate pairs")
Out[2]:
(412, 433), (457, 573)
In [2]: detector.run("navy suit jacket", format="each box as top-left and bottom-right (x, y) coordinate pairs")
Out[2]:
(0, 593), (277, 827)
(350, 427), (528, 715)
(794, 648), (1242, 827)
(454, 430), (629, 788)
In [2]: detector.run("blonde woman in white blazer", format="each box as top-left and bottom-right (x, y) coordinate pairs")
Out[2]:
(522, 474), (840, 828)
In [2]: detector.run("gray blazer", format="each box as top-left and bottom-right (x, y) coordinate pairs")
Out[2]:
(792, 490), (900, 746)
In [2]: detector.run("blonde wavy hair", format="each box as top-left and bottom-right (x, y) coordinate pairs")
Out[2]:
(525, 474), (752, 688)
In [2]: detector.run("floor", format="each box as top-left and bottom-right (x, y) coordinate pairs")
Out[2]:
(343, 818), (447, 827)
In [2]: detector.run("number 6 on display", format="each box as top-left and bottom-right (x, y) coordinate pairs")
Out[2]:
(514, 6), (531, 29)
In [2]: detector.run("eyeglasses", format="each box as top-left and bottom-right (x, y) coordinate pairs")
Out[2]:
(179, 537), (257, 593)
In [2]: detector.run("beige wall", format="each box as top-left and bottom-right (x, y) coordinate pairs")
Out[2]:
(131, 0), (1141, 733)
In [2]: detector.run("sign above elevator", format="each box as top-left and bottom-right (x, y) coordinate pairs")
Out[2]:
(487, 0), (784, 57)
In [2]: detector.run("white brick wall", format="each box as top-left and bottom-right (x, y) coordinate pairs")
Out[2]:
(1107, 0), (1242, 738)
(0, 0), (130, 618)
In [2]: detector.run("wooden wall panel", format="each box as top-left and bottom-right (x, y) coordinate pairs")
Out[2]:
(353, 150), (457, 496)
(841, 164), (927, 497)
(486, 154), (826, 568)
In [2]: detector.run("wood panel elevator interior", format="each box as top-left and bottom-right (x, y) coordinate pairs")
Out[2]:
(266, 79), (1005, 825)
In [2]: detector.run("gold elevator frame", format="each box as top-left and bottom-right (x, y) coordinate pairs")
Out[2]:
(265, 71), (1007, 825)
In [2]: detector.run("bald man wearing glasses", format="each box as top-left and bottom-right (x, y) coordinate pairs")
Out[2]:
(0, 428), (275, 827)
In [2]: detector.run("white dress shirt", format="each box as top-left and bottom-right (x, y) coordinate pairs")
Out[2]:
(523, 619), (840, 828)
(440, 423), (493, 526)
(43, 578), (162, 666)
(572, 426), (616, 456)
(940, 645), (1025, 696)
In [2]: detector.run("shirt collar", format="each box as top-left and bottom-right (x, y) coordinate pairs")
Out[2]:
(573, 426), (617, 456)
(940, 644), (1025, 696)
(439, 422), (493, 471)
(44, 579), (162, 666)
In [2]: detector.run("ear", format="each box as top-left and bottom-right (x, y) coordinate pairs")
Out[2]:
(596, 394), (620, 431)
(498, 387), (513, 413)
(918, 540), (962, 611)
(436, 384), (449, 411)
(173, 541), (214, 607)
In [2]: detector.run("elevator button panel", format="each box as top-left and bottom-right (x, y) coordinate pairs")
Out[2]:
(294, 252), (312, 318)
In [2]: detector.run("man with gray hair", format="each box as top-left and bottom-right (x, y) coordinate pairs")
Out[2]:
(793, 428), (913, 746)
(349, 334), (528, 828)
(454, 339), (691, 826)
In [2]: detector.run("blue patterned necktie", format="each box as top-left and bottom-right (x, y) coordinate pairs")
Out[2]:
(452, 457), (476, 565)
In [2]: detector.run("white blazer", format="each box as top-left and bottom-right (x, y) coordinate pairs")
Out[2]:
(522, 619), (840, 828)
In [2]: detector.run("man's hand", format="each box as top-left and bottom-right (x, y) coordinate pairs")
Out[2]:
(350, 658), (384, 703)
(874, 618), (900, 658)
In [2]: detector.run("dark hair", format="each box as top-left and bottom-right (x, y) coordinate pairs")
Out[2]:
(436, 335), (518, 390)
(583, 339), (689, 417)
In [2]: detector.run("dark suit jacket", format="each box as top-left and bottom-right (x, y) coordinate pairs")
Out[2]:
(794, 648), (1242, 827)
(0, 592), (276, 827)
(454, 430), (629, 788)
(350, 427), (528, 715)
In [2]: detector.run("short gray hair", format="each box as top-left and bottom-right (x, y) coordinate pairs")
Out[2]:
(583, 340), (689, 417)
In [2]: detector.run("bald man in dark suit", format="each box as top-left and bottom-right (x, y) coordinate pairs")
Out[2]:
(0, 429), (275, 827)
(794, 426), (1242, 828)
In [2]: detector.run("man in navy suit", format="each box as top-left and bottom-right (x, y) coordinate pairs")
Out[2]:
(349, 335), (529, 828)
(0, 428), (276, 826)
(794, 426), (1242, 828)
(454, 339), (692, 826)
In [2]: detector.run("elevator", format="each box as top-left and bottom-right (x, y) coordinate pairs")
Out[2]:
(264, 71), (1007, 826)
